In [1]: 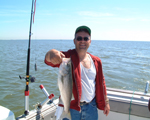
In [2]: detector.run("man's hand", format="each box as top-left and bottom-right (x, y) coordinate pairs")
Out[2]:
(45, 49), (65, 65)
(103, 103), (110, 116)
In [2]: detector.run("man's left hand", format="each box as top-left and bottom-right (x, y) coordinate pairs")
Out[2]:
(103, 103), (110, 116)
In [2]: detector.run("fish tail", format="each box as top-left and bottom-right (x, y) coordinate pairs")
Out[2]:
(67, 111), (71, 120)
(60, 111), (71, 120)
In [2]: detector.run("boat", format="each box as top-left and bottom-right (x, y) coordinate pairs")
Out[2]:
(16, 84), (150, 120)
(0, 0), (150, 120)
(1, 84), (150, 120)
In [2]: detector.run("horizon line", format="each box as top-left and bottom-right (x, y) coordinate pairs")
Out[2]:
(0, 39), (150, 42)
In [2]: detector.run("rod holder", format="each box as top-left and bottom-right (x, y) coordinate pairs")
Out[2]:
(145, 81), (149, 93)
(38, 94), (54, 109)
(39, 84), (49, 97)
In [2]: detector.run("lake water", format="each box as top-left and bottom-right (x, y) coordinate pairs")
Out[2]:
(0, 40), (150, 117)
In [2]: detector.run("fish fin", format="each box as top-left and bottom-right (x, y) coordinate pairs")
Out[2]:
(61, 76), (64, 84)
(71, 93), (75, 100)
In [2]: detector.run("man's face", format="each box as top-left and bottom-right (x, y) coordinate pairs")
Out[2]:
(74, 31), (91, 52)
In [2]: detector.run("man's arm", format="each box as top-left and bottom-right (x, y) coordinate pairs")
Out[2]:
(45, 49), (65, 65)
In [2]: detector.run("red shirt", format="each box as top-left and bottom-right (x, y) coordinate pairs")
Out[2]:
(45, 49), (107, 111)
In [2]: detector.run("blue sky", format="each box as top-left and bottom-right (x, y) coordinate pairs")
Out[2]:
(0, 0), (150, 41)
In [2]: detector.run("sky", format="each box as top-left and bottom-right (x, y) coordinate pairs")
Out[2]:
(0, 0), (150, 41)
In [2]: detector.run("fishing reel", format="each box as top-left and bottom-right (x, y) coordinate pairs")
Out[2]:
(19, 75), (36, 115)
(19, 75), (35, 83)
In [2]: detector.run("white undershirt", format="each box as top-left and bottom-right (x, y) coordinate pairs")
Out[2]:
(80, 55), (96, 102)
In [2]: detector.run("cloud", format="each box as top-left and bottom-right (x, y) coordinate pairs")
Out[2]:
(114, 7), (129, 11)
(95, 29), (150, 41)
(0, 9), (29, 17)
(117, 18), (136, 21)
(78, 11), (114, 17)
(115, 18), (150, 22)
(141, 19), (150, 22)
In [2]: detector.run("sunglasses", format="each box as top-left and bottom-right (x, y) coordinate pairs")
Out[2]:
(76, 36), (89, 41)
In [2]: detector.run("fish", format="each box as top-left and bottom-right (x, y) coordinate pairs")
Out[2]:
(57, 58), (73, 119)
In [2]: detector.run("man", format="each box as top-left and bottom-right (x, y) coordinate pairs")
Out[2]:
(45, 25), (110, 120)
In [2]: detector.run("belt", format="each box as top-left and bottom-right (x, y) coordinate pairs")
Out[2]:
(80, 97), (95, 106)
(80, 101), (88, 106)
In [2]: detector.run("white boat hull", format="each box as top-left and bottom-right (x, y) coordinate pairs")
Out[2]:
(98, 110), (150, 120)
(15, 88), (150, 120)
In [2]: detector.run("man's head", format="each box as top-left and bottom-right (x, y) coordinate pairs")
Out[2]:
(75, 25), (91, 36)
(74, 25), (91, 52)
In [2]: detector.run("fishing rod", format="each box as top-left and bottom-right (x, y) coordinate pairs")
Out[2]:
(19, 0), (36, 115)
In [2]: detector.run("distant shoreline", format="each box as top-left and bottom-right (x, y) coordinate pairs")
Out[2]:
(0, 39), (150, 42)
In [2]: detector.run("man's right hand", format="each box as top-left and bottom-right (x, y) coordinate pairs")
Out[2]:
(45, 49), (65, 65)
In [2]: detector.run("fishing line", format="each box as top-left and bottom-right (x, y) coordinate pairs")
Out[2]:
(32, 13), (38, 72)
(35, 58), (37, 71)
(129, 91), (135, 120)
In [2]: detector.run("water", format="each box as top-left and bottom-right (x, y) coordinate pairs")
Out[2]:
(0, 40), (150, 117)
